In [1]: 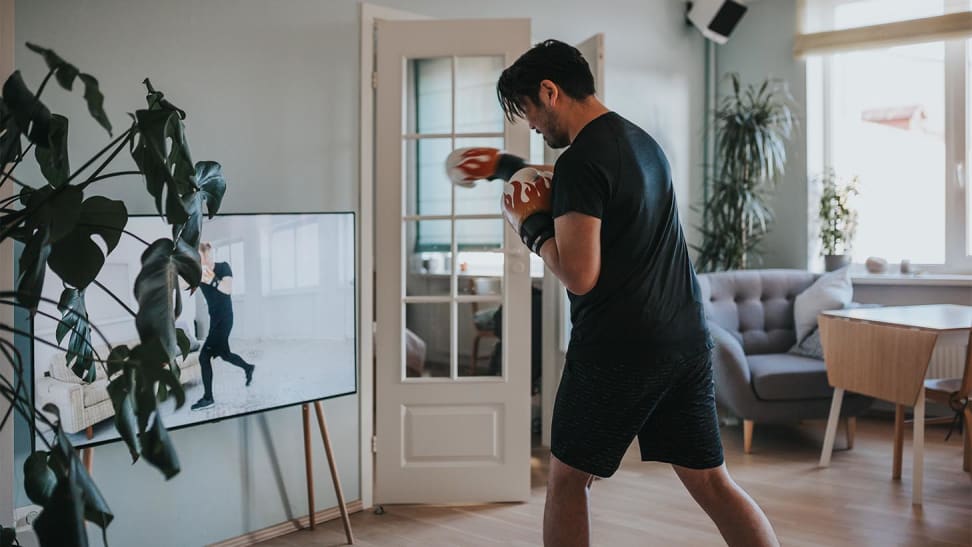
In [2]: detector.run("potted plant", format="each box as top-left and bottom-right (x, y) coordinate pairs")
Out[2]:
(695, 74), (796, 272)
(0, 43), (227, 546)
(817, 169), (859, 271)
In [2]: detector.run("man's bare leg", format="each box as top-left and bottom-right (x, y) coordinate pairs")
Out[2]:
(544, 454), (596, 547)
(673, 463), (779, 547)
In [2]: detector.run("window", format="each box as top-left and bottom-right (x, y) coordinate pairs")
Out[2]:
(269, 223), (320, 291)
(214, 241), (246, 296)
(807, 25), (971, 271)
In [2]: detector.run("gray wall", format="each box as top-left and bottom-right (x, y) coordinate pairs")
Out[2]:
(13, 1), (708, 546)
(15, 1), (361, 546)
(716, 0), (809, 269)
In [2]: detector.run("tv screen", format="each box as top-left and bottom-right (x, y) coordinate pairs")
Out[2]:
(32, 212), (356, 447)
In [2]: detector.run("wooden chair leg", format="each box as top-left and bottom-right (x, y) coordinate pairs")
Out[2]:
(743, 420), (754, 454)
(893, 405), (904, 480)
(844, 417), (856, 450)
(963, 407), (972, 474)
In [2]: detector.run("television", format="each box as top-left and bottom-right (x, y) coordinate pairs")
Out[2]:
(31, 212), (357, 448)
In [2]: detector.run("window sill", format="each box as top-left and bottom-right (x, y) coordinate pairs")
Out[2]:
(851, 273), (972, 287)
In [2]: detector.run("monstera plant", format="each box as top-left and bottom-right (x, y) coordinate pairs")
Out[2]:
(0, 43), (227, 546)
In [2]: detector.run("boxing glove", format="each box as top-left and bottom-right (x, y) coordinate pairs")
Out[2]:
(503, 167), (555, 255)
(445, 147), (527, 187)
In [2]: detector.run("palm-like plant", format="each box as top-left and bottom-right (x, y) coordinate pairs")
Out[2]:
(695, 74), (795, 272)
(0, 44), (227, 546)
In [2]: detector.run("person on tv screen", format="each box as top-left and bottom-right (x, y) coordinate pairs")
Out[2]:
(191, 241), (256, 411)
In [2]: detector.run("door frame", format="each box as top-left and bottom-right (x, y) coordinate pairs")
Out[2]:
(358, 2), (429, 510)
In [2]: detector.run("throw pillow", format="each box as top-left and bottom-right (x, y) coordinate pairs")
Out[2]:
(793, 267), (853, 342)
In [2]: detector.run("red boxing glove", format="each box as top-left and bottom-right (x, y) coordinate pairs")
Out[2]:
(445, 147), (527, 187)
(503, 167), (555, 254)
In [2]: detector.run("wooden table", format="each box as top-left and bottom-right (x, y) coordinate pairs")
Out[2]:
(817, 304), (972, 505)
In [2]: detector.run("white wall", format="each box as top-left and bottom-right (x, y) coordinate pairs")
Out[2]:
(13, 0), (707, 545)
(716, 0), (809, 269)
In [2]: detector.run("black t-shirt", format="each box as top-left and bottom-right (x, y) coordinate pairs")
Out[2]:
(552, 112), (711, 362)
(199, 262), (233, 322)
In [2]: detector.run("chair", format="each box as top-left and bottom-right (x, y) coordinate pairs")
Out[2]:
(468, 277), (500, 374)
(893, 329), (972, 476)
(698, 269), (873, 453)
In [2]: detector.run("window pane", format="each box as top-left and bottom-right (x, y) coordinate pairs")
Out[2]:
(455, 56), (505, 134)
(406, 138), (453, 218)
(455, 218), (503, 253)
(458, 302), (501, 378)
(271, 228), (296, 290)
(231, 241), (246, 295)
(454, 137), (506, 217)
(405, 303), (450, 378)
(296, 223), (319, 288)
(406, 220), (451, 297)
(407, 57), (452, 135)
(829, 42), (946, 263)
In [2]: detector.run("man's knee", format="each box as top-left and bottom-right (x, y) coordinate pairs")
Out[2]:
(673, 464), (734, 500)
(548, 455), (593, 494)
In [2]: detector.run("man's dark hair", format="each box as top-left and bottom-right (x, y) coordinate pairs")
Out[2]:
(496, 39), (596, 122)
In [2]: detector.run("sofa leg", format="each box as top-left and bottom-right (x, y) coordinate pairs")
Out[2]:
(844, 417), (856, 450)
(86, 426), (93, 440)
(743, 420), (754, 454)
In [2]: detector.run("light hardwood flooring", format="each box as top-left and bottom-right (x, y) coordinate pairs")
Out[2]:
(256, 417), (972, 546)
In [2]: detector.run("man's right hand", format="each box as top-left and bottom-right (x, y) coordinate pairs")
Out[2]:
(445, 147), (527, 187)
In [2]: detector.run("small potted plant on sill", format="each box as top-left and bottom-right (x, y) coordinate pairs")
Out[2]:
(818, 169), (859, 271)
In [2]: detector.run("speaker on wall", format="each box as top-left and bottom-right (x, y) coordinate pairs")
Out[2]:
(686, 0), (749, 45)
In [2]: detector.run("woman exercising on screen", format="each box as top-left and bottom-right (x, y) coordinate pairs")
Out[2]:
(191, 242), (256, 411)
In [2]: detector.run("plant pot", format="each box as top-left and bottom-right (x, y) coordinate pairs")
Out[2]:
(824, 254), (851, 272)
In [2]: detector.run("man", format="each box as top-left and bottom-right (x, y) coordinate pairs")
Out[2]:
(190, 242), (255, 411)
(447, 40), (779, 547)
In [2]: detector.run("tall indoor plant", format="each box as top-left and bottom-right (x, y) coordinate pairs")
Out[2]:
(817, 169), (859, 271)
(695, 74), (795, 272)
(0, 43), (227, 547)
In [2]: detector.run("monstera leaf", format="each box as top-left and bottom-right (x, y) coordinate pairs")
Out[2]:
(131, 108), (195, 224)
(140, 412), (180, 480)
(23, 451), (57, 506)
(106, 367), (140, 462)
(16, 225), (51, 312)
(178, 161), (227, 250)
(0, 97), (22, 165)
(2, 71), (51, 146)
(30, 431), (113, 547)
(56, 289), (95, 383)
(48, 196), (127, 290)
(25, 43), (111, 135)
(34, 114), (70, 188)
(133, 238), (201, 364)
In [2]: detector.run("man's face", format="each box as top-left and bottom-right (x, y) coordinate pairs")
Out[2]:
(521, 94), (570, 150)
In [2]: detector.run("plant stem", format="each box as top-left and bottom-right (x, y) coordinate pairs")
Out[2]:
(64, 126), (134, 186)
(76, 130), (137, 190)
(91, 280), (138, 318)
(34, 68), (56, 99)
(78, 170), (142, 189)
(0, 142), (35, 191)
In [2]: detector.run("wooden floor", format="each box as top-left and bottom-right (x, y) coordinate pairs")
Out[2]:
(257, 417), (972, 546)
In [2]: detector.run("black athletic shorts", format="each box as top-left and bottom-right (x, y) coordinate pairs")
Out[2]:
(550, 348), (724, 477)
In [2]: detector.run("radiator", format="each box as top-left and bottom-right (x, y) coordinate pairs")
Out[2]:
(926, 332), (969, 380)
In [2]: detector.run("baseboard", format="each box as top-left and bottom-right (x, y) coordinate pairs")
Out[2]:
(209, 500), (364, 547)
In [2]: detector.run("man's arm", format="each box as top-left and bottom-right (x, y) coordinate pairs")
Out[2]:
(215, 276), (233, 295)
(538, 212), (601, 296)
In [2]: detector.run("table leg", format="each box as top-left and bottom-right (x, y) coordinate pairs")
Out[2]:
(893, 404), (904, 480)
(912, 390), (925, 506)
(819, 387), (844, 467)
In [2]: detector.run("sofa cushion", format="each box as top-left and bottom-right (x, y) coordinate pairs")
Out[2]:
(82, 381), (110, 407)
(748, 353), (833, 401)
(698, 270), (817, 355)
(793, 267), (852, 342)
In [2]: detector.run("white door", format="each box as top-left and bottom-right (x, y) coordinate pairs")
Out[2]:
(540, 34), (605, 447)
(374, 18), (532, 504)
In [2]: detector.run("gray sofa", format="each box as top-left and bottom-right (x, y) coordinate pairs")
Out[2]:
(697, 269), (872, 453)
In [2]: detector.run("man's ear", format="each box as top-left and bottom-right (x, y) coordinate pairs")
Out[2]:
(538, 79), (559, 106)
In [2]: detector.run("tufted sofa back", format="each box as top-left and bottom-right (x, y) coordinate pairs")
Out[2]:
(697, 270), (818, 355)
